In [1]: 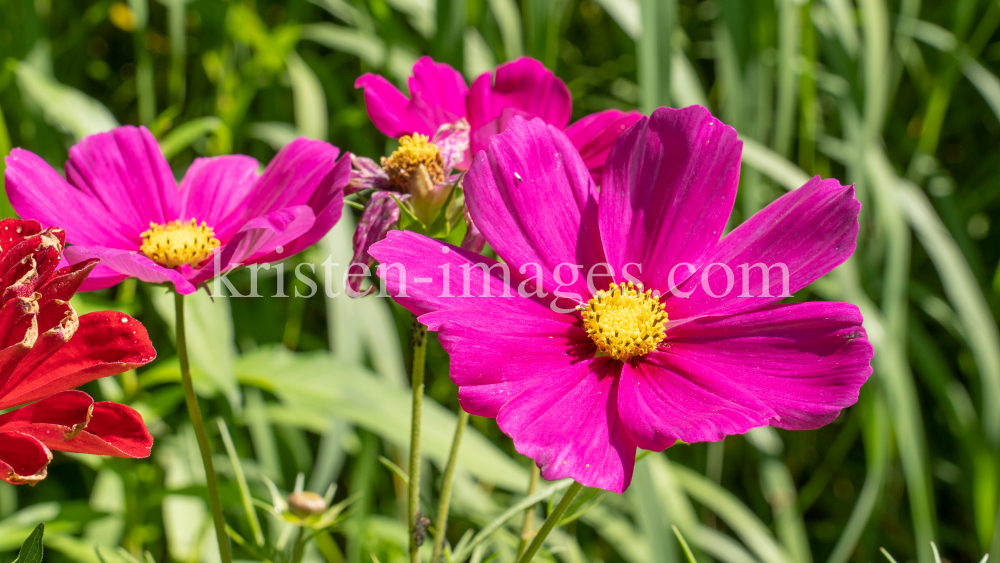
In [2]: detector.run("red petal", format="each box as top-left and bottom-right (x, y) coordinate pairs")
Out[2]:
(0, 312), (155, 409)
(0, 301), (77, 397)
(59, 402), (152, 458)
(0, 389), (93, 431)
(36, 260), (98, 306)
(0, 296), (38, 344)
(0, 431), (51, 485)
(0, 317), (37, 377)
(0, 220), (43, 254)
(0, 230), (63, 292)
(0, 390), (151, 458)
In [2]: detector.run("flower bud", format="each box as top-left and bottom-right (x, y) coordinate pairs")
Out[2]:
(288, 491), (327, 518)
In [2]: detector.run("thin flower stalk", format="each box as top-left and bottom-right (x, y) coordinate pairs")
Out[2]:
(408, 319), (428, 563)
(431, 409), (470, 563)
(175, 293), (232, 563)
(514, 482), (584, 563)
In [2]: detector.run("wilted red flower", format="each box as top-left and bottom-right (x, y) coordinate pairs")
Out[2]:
(0, 219), (155, 485)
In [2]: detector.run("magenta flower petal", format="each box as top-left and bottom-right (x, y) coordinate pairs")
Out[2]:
(355, 57), (467, 138)
(369, 229), (564, 318)
(64, 126), (179, 237)
(210, 206), (316, 273)
(427, 310), (590, 417)
(469, 107), (533, 156)
(5, 150), (136, 248)
(78, 264), (129, 292)
(618, 352), (776, 450)
(665, 176), (860, 319)
(216, 138), (343, 236)
(563, 109), (644, 185)
(355, 74), (424, 138)
(599, 106), (741, 293)
(467, 58), (572, 133)
(407, 57), (469, 128)
(64, 245), (198, 294)
(666, 302), (873, 430)
(496, 358), (636, 493)
(179, 155), (260, 235)
(348, 192), (402, 294)
(255, 152), (349, 261)
(465, 116), (603, 299)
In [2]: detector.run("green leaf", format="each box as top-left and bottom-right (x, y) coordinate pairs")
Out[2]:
(286, 51), (328, 141)
(301, 23), (385, 68)
(236, 346), (528, 490)
(159, 117), (223, 160)
(14, 523), (43, 563)
(15, 59), (118, 141)
(672, 526), (697, 563)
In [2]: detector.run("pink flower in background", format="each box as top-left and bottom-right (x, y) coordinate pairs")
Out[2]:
(5, 126), (350, 295)
(370, 106), (873, 493)
(348, 121), (469, 293)
(355, 56), (641, 185)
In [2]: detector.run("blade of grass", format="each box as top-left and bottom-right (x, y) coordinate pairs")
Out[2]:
(159, 117), (223, 160)
(451, 479), (573, 563)
(638, 0), (674, 112)
(773, 0), (800, 157)
(672, 526), (697, 563)
(761, 459), (812, 563)
(287, 51), (328, 141)
(487, 0), (524, 59)
(672, 464), (791, 563)
(826, 390), (890, 563)
(217, 420), (265, 548)
(631, 459), (678, 563)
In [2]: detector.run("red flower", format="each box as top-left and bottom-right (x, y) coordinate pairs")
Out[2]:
(0, 219), (155, 485)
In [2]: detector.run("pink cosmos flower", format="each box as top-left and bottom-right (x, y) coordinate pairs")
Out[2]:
(4, 126), (350, 295)
(355, 56), (642, 184)
(370, 106), (874, 493)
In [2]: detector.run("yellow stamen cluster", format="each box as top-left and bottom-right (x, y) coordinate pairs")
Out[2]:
(139, 219), (220, 268)
(381, 134), (445, 191)
(580, 282), (668, 361)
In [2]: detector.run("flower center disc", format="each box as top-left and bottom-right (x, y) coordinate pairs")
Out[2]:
(140, 219), (220, 268)
(580, 282), (668, 361)
(382, 134), (445, 190)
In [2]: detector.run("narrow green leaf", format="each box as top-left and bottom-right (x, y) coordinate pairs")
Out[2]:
(15, 60), (118, 141)
(487, 0), (524, 58)
(378, 455), (409, 486)
(286, 51), (328, 141)
(217, 419), (265, 547)
(672, 526), (697, 563)
(673, 464), (791, 563)
(158, 117), (223, 160)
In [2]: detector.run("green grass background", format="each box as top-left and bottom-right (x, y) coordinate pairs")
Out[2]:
(2, 0), (1000, 562)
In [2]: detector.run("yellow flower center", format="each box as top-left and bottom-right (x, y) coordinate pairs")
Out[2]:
(381, 134), (445, 191)
(580, 282), (668, 361)
(139, 219), (220, 268)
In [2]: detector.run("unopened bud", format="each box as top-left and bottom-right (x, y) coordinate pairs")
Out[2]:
(288, 491), (327, 518)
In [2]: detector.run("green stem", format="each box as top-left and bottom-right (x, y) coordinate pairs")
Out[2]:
(408, 319), (428, 563)
(516, 464), (540, 557)
(514, 482), (583, 563)
(431, 409), (470, 563)
(175, 293), (233, 563)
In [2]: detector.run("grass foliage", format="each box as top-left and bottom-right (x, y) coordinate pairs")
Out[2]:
(2, 0), (1000, 562)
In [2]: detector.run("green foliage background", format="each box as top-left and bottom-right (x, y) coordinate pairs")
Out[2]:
(1, 0), (1000, 562)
